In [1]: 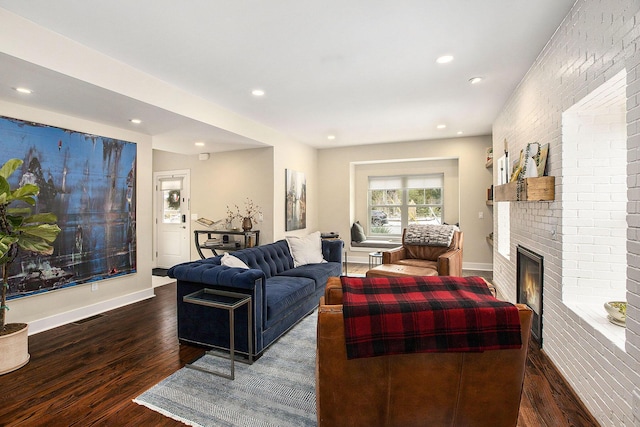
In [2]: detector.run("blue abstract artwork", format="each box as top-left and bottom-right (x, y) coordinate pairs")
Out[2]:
(0, 116), (137, 299)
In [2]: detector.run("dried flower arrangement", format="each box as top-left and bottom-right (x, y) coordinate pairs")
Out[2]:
(226, 198), (262, 224)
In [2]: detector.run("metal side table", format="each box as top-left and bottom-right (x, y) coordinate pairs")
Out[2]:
(183, 288), (252, 380)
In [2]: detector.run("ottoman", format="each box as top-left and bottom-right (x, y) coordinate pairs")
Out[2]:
(366, 264), (438, 278)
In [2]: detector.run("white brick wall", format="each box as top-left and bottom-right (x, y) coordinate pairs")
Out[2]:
(492, 0), (640, 425)
(562, 94), (627, 304)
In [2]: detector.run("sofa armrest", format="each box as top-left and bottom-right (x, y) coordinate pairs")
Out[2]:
(322, 239), (344, 263)
(170, 261), (266, 290)
(383, 246), (406, 264)
(437, 249), (462, 277)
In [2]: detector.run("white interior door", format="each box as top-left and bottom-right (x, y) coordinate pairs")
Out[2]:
(154, 170), (191, 268)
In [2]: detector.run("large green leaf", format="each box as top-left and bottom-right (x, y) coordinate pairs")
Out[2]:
(11, 184), (39, 204)
(0, 176), (10, 200)
(5, 215), (24, 230)
(0, 159), (22, 180)
(22, 213), (58, 225)
(0, 235), (18, 258)
(19, 224), (61, 243)
(17, 237), (54, 255)
(7, 208), (31, 217)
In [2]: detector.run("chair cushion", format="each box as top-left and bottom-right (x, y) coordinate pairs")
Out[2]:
(394, 259), (438, 269)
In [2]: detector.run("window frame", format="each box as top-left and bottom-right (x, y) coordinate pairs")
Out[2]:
(368, 173), (444, 238)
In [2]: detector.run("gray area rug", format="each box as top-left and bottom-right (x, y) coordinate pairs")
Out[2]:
(134, 311), (317, 427)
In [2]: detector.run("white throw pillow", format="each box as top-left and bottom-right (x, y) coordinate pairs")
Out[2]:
(286, 231), (325, 267)
(221, 253), (250, 269)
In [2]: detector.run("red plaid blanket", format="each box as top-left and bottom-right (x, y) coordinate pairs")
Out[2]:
(341, 276), (522, 359)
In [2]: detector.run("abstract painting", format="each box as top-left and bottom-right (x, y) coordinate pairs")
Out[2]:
(0, 116), (137, 300)
(285, 169), (306, 231)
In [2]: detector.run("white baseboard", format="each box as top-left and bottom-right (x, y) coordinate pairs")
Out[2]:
(28, 288), (155, 336)
(463, 262), (493, 271)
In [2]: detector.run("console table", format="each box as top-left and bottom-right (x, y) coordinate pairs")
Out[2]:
(195, 229), (260, 259)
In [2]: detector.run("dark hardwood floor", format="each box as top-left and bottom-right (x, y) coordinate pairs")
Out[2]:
(0, 266), (599, 426)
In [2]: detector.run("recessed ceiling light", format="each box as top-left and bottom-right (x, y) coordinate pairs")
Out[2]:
(251, 89), (265, 97)
(457, 131), (464, 135)
(327, 135), (336, 140)
(195, 142), (205, 147)
(129, 119), (142, 124)
(437, 124), (447, 129)
(436, 55), (454, 64)
(469, 77), (483, 84)
(14, 87), (32, 94)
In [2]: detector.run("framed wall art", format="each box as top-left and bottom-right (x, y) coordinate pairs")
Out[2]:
(285, 169), (306, 231)
(0, 116), (137, 300)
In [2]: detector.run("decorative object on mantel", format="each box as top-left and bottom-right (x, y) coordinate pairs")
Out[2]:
(514, 142), (540, 200)
(226, 198), (262, 231)
(604, 301), (626, 327)
(0, 158), (61, 375)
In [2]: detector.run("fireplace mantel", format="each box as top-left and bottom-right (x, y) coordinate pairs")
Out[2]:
(494, 176), (555, 202)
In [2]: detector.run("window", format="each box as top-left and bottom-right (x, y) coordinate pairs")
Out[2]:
(160, 177), (183, 224)
(368, 174), (443, 236)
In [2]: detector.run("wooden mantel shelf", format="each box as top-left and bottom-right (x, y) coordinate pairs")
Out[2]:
(494, 176), (555, 202)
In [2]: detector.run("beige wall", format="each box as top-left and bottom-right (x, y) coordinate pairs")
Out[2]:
(153, 147), (274, 260)
(0, 100), (154, 333)
(353, 159), (460, 232)
(153, 140), (320, 261)
(317, 135), (493, 268)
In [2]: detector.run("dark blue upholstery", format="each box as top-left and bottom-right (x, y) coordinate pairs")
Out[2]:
(168, 238), (343, 356)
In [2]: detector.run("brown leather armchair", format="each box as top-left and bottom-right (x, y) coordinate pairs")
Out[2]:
(380, 229), (463, 276)
(316, 277), (532, 427)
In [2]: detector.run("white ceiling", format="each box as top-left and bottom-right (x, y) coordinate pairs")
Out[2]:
(0, 1), (576, 155)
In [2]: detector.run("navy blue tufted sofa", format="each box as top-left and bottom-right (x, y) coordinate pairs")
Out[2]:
(168, 238), (343, 357)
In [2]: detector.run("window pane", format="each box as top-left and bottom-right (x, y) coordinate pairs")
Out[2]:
(163, 189), (182, 224)
(368, 174), (444, 236)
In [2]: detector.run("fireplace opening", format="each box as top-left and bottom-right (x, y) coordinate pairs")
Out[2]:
(517, 246), (543, 345)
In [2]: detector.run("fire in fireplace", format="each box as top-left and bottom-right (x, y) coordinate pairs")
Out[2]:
(517, 246), (543, 344)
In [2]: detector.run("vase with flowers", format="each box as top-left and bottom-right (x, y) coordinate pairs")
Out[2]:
(226, 198), (262, 231)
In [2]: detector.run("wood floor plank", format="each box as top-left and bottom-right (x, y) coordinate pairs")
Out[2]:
(0, 267), (599, 426)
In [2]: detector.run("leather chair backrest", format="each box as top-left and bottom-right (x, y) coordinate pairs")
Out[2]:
(316, 277), (531, 427)
(402, 229), (462, 261)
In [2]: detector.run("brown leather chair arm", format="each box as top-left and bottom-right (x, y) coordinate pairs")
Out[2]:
(383, 246), (406, 264)
(438, 248), (462, 276)
(324, 277), (344, 304)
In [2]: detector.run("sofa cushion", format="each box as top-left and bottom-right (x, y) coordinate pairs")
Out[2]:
(286, 231), (324, 267)
(279, 262), (342, 290)
(231, 240), (294, 278)
(265, 276), (316, 322)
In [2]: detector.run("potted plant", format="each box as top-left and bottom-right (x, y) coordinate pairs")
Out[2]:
(0, 158), (61, 375)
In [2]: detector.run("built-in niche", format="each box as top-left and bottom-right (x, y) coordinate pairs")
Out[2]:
(560, 69), (627, 347)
